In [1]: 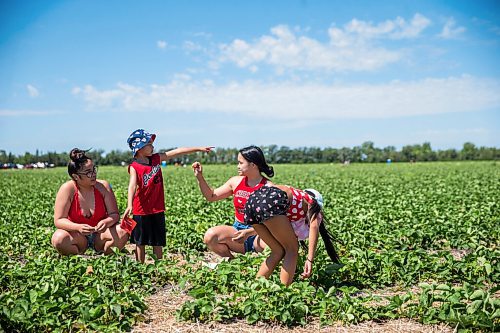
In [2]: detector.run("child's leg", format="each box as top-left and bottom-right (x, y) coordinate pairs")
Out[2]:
(153, 246), (163, 259)
(135, 245), (146, 263)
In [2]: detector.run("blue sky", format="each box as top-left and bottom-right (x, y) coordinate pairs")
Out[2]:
(1, 0), (499, 154)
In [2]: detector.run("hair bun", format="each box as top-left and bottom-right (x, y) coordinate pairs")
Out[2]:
(69, 148), (86, 162)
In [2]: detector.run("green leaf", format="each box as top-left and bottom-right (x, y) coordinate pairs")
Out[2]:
(112, 304), (122, 317)
(467, 300), (482, 314)
(435, 284), (451, 291)
(469, 290), (485, 300)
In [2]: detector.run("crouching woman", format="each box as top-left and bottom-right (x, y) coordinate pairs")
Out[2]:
(51, 148), (129, 255)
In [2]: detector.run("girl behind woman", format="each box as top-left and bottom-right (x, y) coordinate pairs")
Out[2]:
(244, 185), (339, 286)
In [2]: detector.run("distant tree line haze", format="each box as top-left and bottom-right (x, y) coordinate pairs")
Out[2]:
(1, 142), (498, 168)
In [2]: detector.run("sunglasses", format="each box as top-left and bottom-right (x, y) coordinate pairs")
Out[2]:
(77, 165), (98, 178)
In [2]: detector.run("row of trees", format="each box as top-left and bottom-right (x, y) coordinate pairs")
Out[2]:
(1, 142), (498, 167)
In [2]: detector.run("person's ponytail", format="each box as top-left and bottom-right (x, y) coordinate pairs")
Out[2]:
(306, 199), (340, 264)
(319, 222), (340, 264)
(262, 165), (274, 178)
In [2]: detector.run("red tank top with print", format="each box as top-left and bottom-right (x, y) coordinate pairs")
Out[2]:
(233, 176), (268, 222)
(286, 187), (314, 222)
(129, 153), (165, 215)
(68, 184), (107, 227)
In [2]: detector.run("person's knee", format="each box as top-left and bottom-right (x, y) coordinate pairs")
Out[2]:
(254, 238), (266, 253)
(203, 227), (218, 245)
(51, 230), (69, 249)
(51, 230), (80, 255)
(282, 236), (299, 253)
(269, 244), (285, 259)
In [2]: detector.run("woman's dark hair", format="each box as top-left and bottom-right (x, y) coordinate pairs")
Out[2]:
(304, 198), (340, 264)
(68, 148), (91, 177)
(239, 145), (274, 178)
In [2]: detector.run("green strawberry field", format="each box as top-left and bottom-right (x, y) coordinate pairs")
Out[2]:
(1, 161), (498, 332)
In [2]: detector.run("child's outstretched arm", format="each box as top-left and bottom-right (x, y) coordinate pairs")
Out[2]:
(123, 167), (138, 218)
(161, 146), (214, 161)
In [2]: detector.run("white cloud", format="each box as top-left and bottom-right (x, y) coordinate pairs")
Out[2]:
(27, 84), (39, 98)
(343, 13), (431, 39)
(439, 18), (466, 39)
(72, 85), (126, 107)
(73, 75), (500, 120)
(218, 14), (430, 72)
(183, 41), (204, 52)
(0, 109), (64, 116)
(157, 40), (167, 49)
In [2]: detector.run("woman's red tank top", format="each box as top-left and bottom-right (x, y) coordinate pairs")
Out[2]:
(233, 176), (268, 222)
(67, 183), (107, 227)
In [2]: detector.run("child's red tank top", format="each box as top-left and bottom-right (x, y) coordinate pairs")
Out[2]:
(233, 176), (268, 222)
(129, 153), (165, 215)
(67, 183), (107, 227)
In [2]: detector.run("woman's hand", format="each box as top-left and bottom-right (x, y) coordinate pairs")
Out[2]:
(232, 229), (250, 243)
(301, 259), (313, 279)
(79, 224), (95, 235)
(192, 162), (203, 177)
(94, 220), (108, 233)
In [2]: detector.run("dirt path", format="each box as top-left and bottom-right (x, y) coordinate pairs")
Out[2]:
(131, 285), (454, 333)
(125, 248), (454, 333)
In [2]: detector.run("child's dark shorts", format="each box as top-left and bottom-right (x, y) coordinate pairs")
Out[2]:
(244, 186), (289, 225)
(131, 212), (166, 246)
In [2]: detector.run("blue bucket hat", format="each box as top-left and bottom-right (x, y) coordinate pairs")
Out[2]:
(127, 129), (156, 156)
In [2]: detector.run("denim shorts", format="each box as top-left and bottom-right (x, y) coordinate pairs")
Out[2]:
(85, 233), (97, 251)
(232, 220), (256, 253)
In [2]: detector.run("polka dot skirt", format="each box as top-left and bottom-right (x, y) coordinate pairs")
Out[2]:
(244, 186), (290, 225)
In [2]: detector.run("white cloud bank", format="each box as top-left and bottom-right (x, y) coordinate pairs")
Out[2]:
(73, 75), (500, 120)
(218, 14), (431, 72)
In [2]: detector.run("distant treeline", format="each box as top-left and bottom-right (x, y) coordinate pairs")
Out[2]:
(1, 142), (498, 167)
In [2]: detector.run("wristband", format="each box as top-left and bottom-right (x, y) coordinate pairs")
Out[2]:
(306, 258), (313, 263)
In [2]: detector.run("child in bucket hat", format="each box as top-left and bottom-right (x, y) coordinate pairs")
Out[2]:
(124, 128), (213, 263)
(127, 129), (156, 156)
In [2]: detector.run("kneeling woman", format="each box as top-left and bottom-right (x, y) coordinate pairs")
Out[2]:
(244, 185), (339, 286)
(51, 148), (129, 255)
